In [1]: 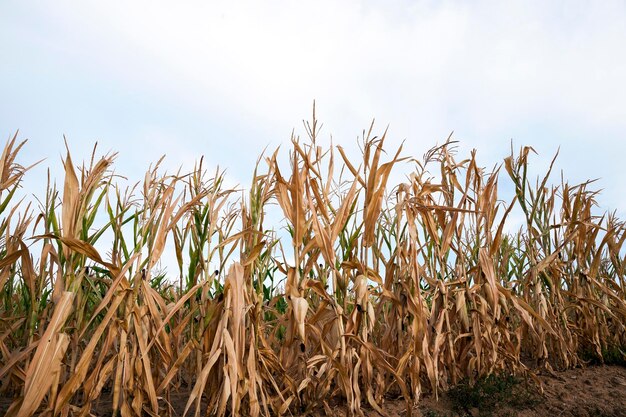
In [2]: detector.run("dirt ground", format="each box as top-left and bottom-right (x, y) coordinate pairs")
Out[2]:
(324, 365), (626, 417)
(1, 365), (624, 416)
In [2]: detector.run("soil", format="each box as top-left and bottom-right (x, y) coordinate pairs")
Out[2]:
(1, 365), (624, 417)
(338, 365), (626, 417)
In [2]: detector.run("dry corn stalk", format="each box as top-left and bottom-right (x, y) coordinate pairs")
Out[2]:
(0, 121), (624, 417)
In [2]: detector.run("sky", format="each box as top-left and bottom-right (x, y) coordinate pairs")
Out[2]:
(1, 0), (626, 230)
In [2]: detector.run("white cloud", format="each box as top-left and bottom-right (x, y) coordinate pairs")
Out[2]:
(1, 0), (625, 217)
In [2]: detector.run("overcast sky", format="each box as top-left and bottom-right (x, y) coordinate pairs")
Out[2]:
(2, 0), (626, 220)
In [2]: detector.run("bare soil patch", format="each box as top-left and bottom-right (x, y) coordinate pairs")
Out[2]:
(328, 365), (626, 417)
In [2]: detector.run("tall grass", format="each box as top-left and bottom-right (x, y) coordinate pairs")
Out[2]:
(0, 116), (624, 417)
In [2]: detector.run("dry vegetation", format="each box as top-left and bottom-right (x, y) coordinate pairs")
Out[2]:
(0, 114), (625, 417)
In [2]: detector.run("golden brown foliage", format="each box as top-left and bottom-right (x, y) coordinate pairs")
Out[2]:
(0, 118), (624, 416)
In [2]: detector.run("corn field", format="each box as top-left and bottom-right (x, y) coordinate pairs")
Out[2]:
(0, 116), (625, 417)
